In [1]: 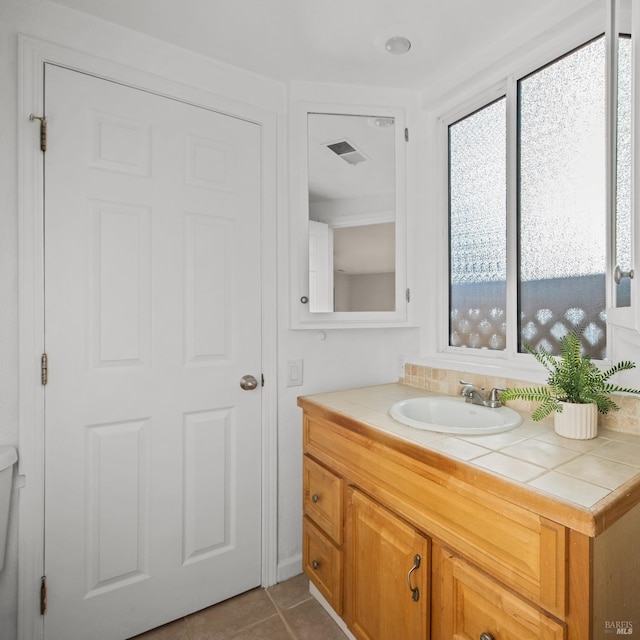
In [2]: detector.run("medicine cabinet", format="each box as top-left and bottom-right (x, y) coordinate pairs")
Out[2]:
(290, 101), (411, 329)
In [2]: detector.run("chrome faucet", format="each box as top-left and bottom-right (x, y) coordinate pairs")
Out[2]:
(459, 381), (505, 408)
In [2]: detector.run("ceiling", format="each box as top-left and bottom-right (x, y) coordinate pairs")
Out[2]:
(48, 0), (597, 94)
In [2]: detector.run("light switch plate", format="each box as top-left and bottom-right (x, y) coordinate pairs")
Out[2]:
(287, 358), (304, 387)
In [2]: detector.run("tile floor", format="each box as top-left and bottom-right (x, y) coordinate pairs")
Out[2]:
(131, 574), (347, 640)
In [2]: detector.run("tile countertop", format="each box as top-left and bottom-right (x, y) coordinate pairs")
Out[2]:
(298, 383), (640, 536)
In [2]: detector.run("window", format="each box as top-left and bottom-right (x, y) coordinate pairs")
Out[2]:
(518, 36), (606, 358)
(448, 34), (631, 359)
(449, 99), (506, 350)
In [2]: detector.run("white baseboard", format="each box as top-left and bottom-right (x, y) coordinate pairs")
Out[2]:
(276, 553), (302, 582)
(309, 582), (357, 640)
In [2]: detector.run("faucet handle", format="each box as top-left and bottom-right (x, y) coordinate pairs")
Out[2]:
(460, 380), (486, 390)
(487, 387), (506, 407)
(459, 380), (475, 398)
(489, 387), (505, 401)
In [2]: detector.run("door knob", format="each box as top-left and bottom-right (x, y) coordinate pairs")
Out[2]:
(614, 265), (634, 284)
(240, 375), (259, 391)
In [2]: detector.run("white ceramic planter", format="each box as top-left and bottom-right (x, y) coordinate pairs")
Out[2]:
(554, 401), (598, 440)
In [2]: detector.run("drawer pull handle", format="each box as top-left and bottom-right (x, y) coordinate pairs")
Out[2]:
(312, 560), (319, 570)
(406, 554), (421, 601)
(479, 634), (495, 640)
(311, 493), (320, 503)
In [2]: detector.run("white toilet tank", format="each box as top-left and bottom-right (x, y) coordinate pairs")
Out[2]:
(0, 446), (18, 573)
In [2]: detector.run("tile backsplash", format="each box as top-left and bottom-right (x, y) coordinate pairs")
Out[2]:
(401, 364), (640, 435)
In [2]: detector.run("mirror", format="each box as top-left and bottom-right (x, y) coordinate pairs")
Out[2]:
(306, 113), (397, 313)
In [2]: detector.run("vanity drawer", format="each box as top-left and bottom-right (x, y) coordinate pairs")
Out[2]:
(303, 516), (343, 614)
(432, 545), (566, 639)
(303, 455), (343, 543)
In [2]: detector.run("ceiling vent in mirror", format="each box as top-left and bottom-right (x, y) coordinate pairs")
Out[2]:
(325, 139), (368, 166)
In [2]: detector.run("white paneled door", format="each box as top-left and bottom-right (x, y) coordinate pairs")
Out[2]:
(43, 64), (263, 640)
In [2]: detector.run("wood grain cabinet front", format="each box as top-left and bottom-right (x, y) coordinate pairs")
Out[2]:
(303, 516), (342, 613)
(302, 454), (344, 613)
(345, 488), (430, 640)
(432, 544), (566, 640)
(303, 454), (343, 542)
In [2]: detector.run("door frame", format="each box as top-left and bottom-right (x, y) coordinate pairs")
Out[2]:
(17, 35), (279, 640)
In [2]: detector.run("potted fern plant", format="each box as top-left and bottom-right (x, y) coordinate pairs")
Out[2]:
(500, 331), (640, 439)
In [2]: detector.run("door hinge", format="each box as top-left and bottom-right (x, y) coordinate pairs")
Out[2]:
(404, 127), (409, 142)
(29, 114), (47, 152)
(406, 288), (411, 303)
(41, 353), (48, 386)
(40, 576), (48, 615)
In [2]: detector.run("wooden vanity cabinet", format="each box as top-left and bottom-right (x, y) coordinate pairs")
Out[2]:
(300, 403), (640, 640)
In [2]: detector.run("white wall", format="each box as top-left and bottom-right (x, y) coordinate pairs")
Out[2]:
(0, 2), (420, 638)
(335, 272), (395, 312)
(275, 326), (417, 579)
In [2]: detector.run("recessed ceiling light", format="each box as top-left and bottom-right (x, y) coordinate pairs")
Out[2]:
(385, 36), (412, 55)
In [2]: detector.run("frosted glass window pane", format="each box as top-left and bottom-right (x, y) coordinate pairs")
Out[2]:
(518, 37), (606, 358)
(616, 35), (632, 307)
(449, 99), (506, 350)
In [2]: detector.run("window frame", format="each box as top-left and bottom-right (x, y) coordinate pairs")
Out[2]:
(430, 9), (629, 379)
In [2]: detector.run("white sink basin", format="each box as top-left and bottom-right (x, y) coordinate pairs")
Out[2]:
(389, 396), (522, 435)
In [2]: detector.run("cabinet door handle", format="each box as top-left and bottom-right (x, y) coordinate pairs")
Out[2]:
(406, 554), (421, 601)
(311, 493), (319, 503)
(479, 633), (495, 640)
(312, 560), (319, 570)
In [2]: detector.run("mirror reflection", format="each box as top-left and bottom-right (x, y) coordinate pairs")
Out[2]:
(307, 113), (396, 312)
